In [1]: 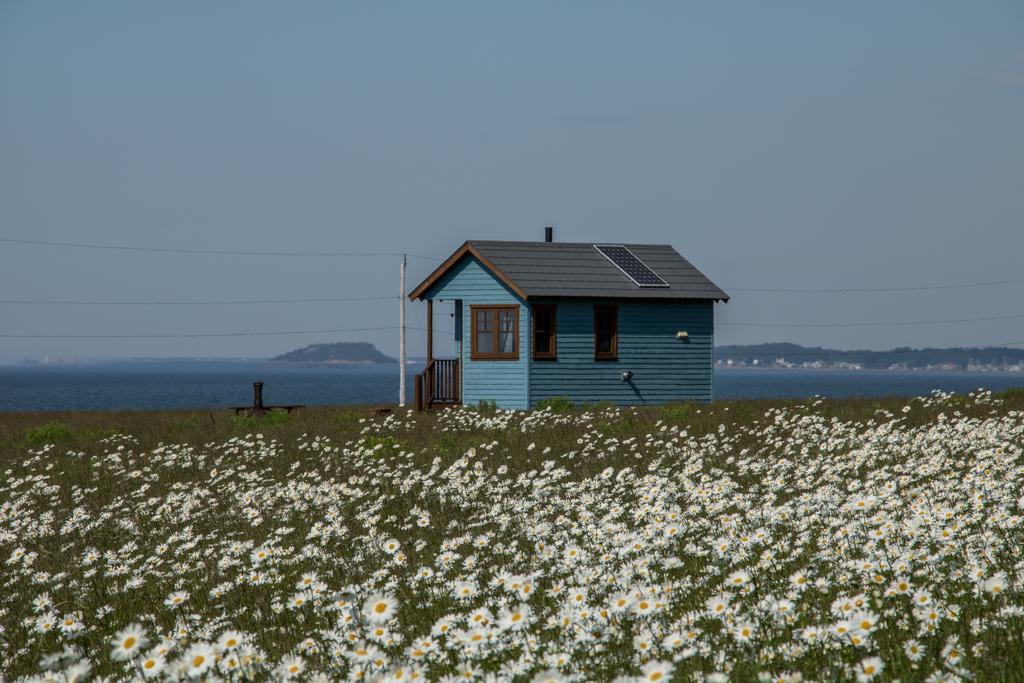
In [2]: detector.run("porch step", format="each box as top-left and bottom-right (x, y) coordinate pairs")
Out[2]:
(426, 399), (460, 410)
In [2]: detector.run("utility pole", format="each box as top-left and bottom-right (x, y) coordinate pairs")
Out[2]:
(399, 254), (407, 406)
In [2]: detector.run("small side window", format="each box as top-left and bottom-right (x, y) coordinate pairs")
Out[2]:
(532, 304), (557, 360)
(594, 305), (617, 361)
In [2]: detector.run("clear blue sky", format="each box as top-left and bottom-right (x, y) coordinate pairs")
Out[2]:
(1, 1), (1022, 361)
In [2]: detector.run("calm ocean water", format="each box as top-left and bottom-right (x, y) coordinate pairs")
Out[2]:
(2, 362), (1024, 412)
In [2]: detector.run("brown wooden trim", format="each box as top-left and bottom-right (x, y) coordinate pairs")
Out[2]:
(593, 304), (618, 361)
(420, 358), (460, 409)
(465, 244), (530, 300)
(408, 242), (529, 301)
(469, 304), (520, 360)
(408, 242), (469, 300)
(531, 303), (557, 360)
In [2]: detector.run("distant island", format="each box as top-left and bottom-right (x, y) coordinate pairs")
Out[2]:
(271, 341), (398, 365)
(716, 343), (1024, 372)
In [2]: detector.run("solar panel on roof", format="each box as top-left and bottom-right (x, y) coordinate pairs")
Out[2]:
(593, 244), (670, 288)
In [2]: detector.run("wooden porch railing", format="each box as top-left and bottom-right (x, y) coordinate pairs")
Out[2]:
(415, 358), (460, 410)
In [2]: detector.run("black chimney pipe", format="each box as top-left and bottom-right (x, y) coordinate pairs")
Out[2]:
(544, 225), (553, 242)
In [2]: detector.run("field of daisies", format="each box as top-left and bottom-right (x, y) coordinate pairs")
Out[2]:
(2, 390), (1024, 682)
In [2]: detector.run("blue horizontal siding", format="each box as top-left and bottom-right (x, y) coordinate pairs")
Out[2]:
(424, 257), (530, 410)
(421, 256), (717, 409)
(529, 300), (714, 407)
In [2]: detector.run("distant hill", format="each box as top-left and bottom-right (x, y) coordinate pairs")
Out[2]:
(271, 342), (397, 365)
(715, 343), (1024, 372)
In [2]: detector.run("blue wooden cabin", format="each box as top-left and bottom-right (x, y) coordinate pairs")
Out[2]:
(409, 228), (728, 410)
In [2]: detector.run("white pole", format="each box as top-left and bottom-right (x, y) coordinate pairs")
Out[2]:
(399, 254), (407, 406)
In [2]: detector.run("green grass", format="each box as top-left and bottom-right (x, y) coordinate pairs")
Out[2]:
(2, 390), (1024, 680)
(4, 391), (1021, 462)
(534, 396), (574, 413)
(23, 420), (74, 446)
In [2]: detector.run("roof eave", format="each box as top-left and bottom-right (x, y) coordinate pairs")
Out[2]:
(533, 294), (731, 302)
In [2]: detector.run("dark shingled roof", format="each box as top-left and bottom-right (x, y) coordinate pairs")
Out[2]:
(411, 240), (728, 301)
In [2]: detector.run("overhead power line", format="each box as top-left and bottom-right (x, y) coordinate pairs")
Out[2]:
(0, 325), (436, 337)
(0, 326), (428, 339)
(5, 235), (1024, 295)
(0, 237), (442, 261)
(729, 279), (1024, 294)
(720, 312), (1024, 328)
(0, 296), (396, 306)
(3, 312), (1022, 338)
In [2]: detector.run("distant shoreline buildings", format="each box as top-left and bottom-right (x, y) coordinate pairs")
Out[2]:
(715, 343), (1024, 373)
(717, 358), (1024, 372)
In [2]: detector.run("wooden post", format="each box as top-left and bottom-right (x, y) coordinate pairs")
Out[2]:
(454, 357), (460, 405)
(399, 255), (406, 407)
(414, 373), (423, 411)
(426, 299), (433, 362)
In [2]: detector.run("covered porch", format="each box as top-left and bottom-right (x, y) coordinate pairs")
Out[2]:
(413, 299), (461, 411)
